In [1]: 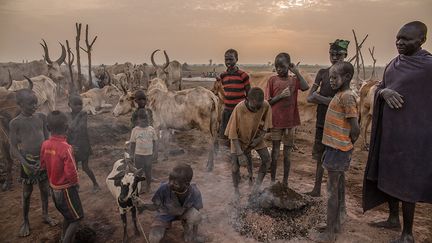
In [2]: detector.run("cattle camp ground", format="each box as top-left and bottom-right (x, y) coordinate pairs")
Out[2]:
(0, 64), (431, 243)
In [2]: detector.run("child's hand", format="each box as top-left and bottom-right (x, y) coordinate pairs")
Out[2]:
(279, 87), (291, 98)
(288, 62), (300, 74)
(250, 137), (262, 148)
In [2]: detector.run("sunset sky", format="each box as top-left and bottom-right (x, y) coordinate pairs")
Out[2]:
(0, 0), (431, 65)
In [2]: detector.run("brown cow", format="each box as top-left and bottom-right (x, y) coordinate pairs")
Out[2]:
(359, 79), (380, 150)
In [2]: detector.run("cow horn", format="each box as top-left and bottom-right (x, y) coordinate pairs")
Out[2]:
(5, 69), (13, 89)
(162, 50), (170, 71)
(104, 70), (111, 85)
(55, 42), (67, 64)
(40, 39), (53, 64)
(108, 170), (126, 181)
(23, 75), (33, 90)
(151, 49), (161, 68)
(120, 83), (127, 95)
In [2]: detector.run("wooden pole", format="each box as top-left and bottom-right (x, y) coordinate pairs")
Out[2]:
(75, 23), (82, 92)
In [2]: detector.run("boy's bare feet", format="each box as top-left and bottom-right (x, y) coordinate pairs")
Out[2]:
(390, 234), (414, 243)
(19, 221), (30, 237)
(42, 215), (57, 226)
(2, 181), (12, 191)
(306, 190), (321, 197)
(314, 231), (336, 243)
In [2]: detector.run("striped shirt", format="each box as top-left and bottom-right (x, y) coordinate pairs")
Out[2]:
(220, 67), (250, 110)
(322, 89), (358, 151)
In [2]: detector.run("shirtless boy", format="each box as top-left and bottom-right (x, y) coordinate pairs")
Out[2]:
(9, 88), (56, 236)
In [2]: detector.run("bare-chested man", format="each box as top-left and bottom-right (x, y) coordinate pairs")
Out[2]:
(9, 88), (57, 237)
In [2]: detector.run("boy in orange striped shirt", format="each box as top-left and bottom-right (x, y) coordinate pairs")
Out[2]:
(316, 61), (359, 242)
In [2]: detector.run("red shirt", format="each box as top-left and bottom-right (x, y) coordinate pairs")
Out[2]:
(265, 75), (301, 129)
(40, 135), (78, 190)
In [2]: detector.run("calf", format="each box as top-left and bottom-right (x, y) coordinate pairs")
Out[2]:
(106, 154), (146, 243)
(80, 85), (118, 115)
(358, 79), (380, 150)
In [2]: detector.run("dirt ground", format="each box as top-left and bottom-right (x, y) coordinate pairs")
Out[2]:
(0, 79), (431, 243)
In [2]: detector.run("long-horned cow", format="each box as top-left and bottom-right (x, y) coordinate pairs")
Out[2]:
(0, 77), (33, 191)
(151, 49), (182, 90)
(8, 75), (57, 114)
(0, 40), (66, 89)
(147, 78), (219, 171)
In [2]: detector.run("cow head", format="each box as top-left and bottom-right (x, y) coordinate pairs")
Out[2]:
(151, 49), (170, 81)
(147, 78), (168, 93)
(211, 77), (225, 101)
(108, 154), (146, 203)
(40, 39), (66, 82)
(112, 85), (135, 117)
(1, 69), (13, 90)
(94, 65), (107, 82)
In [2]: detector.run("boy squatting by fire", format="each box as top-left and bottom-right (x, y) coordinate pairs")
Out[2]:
(133, 163), (204, 243)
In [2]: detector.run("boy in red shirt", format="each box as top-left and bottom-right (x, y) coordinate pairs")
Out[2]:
(265, 52), (309, 187)
(41, 111), (83, 243)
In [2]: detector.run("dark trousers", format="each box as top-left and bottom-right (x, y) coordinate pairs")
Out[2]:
(219, 109), (233, 137)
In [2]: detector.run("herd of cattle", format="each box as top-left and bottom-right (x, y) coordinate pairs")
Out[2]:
(0, 40), (380, 191)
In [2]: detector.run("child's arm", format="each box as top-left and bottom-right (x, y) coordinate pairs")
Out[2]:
(250, 128), (265, 148)
(129, 142), (136, 159)
(310, 92), (332, 106)
(152, 140), (158, 161)
(64, 147), (78, 184)
(289, 63), (309, 91)
(40, 114), (49, 140)
(348, 117), (360, 144)
(307, 70), (331, 105)
(268, 88), (291, 106)
(232, 139), (248, 164)
(9, 121), (35, 171)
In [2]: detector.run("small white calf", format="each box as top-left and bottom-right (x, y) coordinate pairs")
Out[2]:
(106, 154), (146, 243)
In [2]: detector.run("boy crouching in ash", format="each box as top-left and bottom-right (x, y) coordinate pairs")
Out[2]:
(41, 111), (84, 243)
(134, 163), (204, 243)
(316, 62), (359, 242)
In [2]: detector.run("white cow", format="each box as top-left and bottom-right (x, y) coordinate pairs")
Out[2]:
(80, 85), (119, 115)
(9, 75), (56, 114)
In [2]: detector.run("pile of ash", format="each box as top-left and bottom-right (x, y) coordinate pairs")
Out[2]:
(230, 182), (325, 242)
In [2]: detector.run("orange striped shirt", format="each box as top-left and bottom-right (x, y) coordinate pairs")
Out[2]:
(322, 89), (358, 151)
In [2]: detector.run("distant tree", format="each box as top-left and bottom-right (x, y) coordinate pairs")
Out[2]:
(75, 23), (82, 92)
(209, 59), (213, 66)
(65, 40), (76, 94)
(80, 24), (97, 91)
